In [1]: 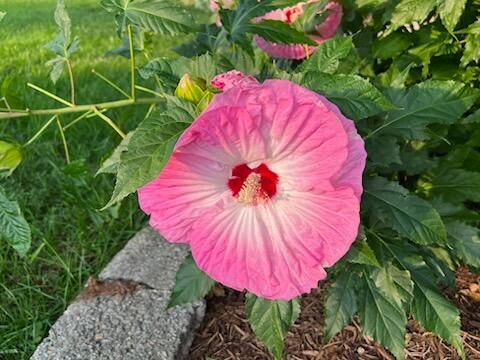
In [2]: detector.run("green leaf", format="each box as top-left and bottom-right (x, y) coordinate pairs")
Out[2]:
(445, 221), (480, 268)
(0, 11), (6, 22)
(430, 168), (480, 203)
(358, 271), (407, 360)
(372, 263), (413, 307)
(365, 136), (401, 166)
(168, 254), (215, 308)
(430, 197), (480, 222)
(104, 98), (197, 208)
(371, 80), (478, 139)
(244, 20), (316, 45)
(102, 0), (194, 36)
(386, 0), (436, 33)
(302, 73), (393, 120)
(372, 33), (412, 60)
(463, 108), (480, 124)
(437, 0), (467, 34)
(409, 265), (464, 358)
(245, 294), (300, 360)
(363, 176), (447, 245)
(0, 188), (31, 256)
(343, 239), (381, 267)
(324, 271), (359, 342)
(297, 36), (353, 74)
(0, 141), (23, 176)
(96, 132), (133, 176)
(461, 20), (480, 66)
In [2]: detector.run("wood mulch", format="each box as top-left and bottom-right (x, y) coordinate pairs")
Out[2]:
(189, 267), (480, 360)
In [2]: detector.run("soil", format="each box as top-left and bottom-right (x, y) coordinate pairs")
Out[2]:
(189, 267), (480, 360)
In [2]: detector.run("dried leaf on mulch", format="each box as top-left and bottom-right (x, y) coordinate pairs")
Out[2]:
(189, 268), (480, 360)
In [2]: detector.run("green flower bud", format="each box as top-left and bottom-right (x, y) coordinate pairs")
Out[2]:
(175, 74), (206, 105)
(197, 90), (215, 113)
(0, 141), (22, 176)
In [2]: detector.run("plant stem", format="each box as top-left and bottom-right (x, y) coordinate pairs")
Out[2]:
(92, 69), (130, 99)
(127, 24), (136, 101)
(66, 60), (76, 105)
(63, 111), (92, 131)
(135, 85), (165, 97)
(23, 115), (57, 147)
(92, 107), (126, 139)
(0, 97), (163, 120)
(56, 116), (70, 164)
(27, 83), (74, 107)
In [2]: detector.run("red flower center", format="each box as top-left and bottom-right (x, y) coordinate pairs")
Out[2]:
(228, 163), (279, 205)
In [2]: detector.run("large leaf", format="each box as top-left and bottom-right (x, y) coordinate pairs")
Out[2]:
(445, 221), (480, 268)
(96, 132), (133, 176)
(245, 294), (300, 360)
(430, 168), (480, 203)
(343, 239), (381, 267)
(324, 271), (358, 342)
(437, 0), (467, 34)
(358, 271), (407, 360)
(363, 177), (447, 245)
(104, 98), (197, 208)
(298, 36), (353, 74)
(365, 135), (401, 167)
(460, 20), (480, 67)
(244, 20), (316, 45)
(386, 0), (436, 33)
(102, 0), (194, 36)
(302, 73), (393, 120)
(370, 80), (478, 139)
(0, 188), (31, 256)
(372, 263), (413, 308)
(168, 254), (215, 308)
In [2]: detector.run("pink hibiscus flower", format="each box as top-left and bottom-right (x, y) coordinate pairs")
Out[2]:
(254, 1), (343, 59)
(138, 76), (366, 300)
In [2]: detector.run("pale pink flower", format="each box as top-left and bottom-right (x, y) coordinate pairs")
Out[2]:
(210, 70), (258, 91)
(255, 1), (343, 59)
(138, 78), (366, 300)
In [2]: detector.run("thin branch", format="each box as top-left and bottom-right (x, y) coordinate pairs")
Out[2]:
(56, 116), (70, 163)
(92, 107), (126, 139)
(66, 60), (76, 105)
(92, 69), (130, 99)
(27, 83), (74, 107)
(135, 85), (164, 97)
(23, 115), (57, 147)
(0, 97), (164, 120)
(63, 110), (92, 131)
(127, 24), (136, 101)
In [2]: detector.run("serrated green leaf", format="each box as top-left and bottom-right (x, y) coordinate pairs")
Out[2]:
(461, 32), (480, 67)
(324, 271), (358, 342)
(437, 0), (467, 34)
(298, 36), (353, 74)
(386, 0), (436, 33)
(244, 20), (316, 46)
(409, 265), (465, 358)
(96, 132), (133, 176)
(430, 168), (480, 203)
(365, 136), (401, 166)
(358, 271), (407, 360)
(372, 33), (412, 60)
(102, 0), (194, 36)
(372, 263), (413, 307)
(302, 73), (393, 120)
(364, 176), (447, 245)
(463, 108), (480, 123)
(245, 294), (300, 360)
(104, 98), (197, 208)
(0, 188), (31, 256)
(168, 254), (215, 308)
(445, 221), (480, 268)
(430, 197), (480, 222)
(343, 240), (381, 267)
(371, 80), (478, 139)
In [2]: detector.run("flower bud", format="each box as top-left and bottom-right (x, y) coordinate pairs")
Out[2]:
(0, 141), (22, 175)
(175, 74), (206, 105)
(197, 90), (215, 113)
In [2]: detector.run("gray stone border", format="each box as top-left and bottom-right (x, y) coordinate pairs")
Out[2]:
(31, 227), (204, 360)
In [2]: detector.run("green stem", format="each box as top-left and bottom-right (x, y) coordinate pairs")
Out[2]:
(56, 116), (71, 164)
(92, 107), (126, 139)
(127, 24), (136, 101)
(92, 69), (130, 99)
(0, 97), (163, 120)
(23, 115), (57, 147)
(63, 111), (92, 131)
(27, 83), (74, 107)
(66, 60), (76, 105)
(135, 85), (164, 97)
(0, 107), (28, 113)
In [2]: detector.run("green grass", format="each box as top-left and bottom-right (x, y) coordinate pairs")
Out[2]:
(0, 0), (185, 357)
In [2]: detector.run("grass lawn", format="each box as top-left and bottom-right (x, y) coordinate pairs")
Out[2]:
(0, 0), (184, 357)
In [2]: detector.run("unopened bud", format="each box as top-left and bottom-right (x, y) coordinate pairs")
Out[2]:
(175, 74), (205, 105)
(0, 141), (22, 175)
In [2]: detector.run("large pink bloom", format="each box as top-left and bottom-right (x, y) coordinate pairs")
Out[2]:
(255, 1), (343, 59)
(138, 78), (366, 300)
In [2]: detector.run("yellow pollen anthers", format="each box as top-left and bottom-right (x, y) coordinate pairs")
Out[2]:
(237, 173), (268, 205)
